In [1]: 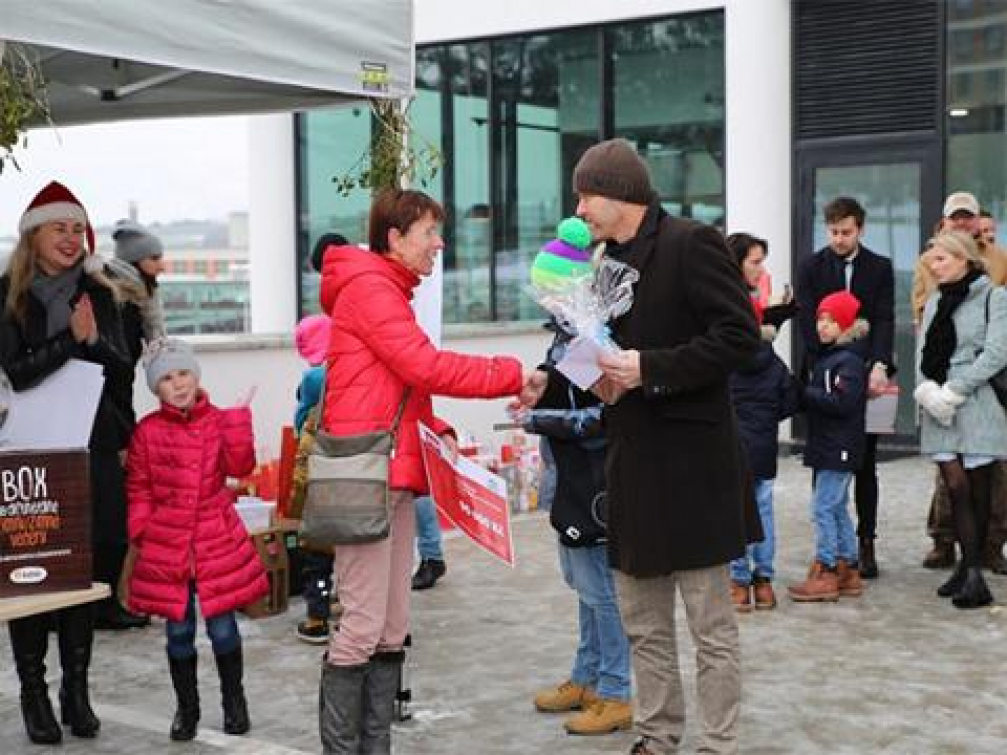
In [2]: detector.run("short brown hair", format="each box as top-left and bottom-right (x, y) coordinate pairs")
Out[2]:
(368, 189), (445, 253)
(824, 196), (866, 228)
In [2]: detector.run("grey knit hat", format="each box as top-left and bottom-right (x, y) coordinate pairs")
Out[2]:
(112, 219), (163, 264)
(143, 337), (200, 394)
(572, 139), (655, 206)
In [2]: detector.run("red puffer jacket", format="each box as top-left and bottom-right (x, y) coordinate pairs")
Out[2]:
(320, 246), (523, 493)
(125, 395), (268, 621)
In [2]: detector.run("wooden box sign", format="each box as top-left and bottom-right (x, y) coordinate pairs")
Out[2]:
(0, 449), (91, 598)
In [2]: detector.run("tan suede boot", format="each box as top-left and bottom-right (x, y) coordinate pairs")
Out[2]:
(787, 561), (839, 602)
(563, 698), (633, 736)
(836, 559), (864, 597)
(533, 681), (598, 713)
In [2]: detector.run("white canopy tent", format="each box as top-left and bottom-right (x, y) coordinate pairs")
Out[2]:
(0, 0), (414, 124)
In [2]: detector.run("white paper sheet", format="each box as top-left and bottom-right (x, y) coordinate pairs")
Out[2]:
(0, 360), (105, 451)
(554, 335), (606, 391)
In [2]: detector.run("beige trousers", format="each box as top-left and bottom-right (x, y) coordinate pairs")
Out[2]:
(615, 563), (740, 755)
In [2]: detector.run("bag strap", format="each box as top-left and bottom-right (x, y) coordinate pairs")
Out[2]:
(390, 387), (411, 436)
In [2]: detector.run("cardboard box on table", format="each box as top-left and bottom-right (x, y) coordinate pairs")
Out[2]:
(0, 449), (91, 599)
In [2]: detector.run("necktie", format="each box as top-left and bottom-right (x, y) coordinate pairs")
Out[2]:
(844, 259), (853, 291)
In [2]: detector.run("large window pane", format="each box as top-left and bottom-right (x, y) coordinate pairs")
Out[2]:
(491, 30), (600, 322)
(612, 13), (726, 227)
(297, 107), (372, 314)
(947, 3), (1007, 240)
(413, 43), (492, 324)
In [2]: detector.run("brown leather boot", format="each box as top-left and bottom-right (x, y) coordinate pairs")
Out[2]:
(982, 541), (1007, 575)
(730, 581), (753, 613)
(788, 561), (839, 602)
(836, 559), (864, 597)
(923, 539), (956, 569)
(752, 577), (777, 610)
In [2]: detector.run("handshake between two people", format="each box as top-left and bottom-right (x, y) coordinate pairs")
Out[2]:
(913, 380), (965, 427)
(510, 348), (643, 417)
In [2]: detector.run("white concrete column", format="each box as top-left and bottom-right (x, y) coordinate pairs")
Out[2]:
(725, 0), (792, 291)
(248, 114), (297, 334)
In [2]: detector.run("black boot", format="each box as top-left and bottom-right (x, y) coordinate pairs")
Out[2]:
(94, 599), (150, 631)
(57, 604), (100, 738)
(361, 650), (405, 755)
(952, 568), (994, 609)
(9, 614), (62, 745)
(937, 562), (968, 598)
(168, 654), (200, 741)
(859, 537), (878, 579)
(216, 647), (250, 735)
(411, 559), (446, 591)
(319, 661), (367, 755)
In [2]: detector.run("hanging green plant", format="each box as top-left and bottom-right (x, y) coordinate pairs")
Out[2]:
(332, 98), (442, 196)
(0, 43), (51, 174)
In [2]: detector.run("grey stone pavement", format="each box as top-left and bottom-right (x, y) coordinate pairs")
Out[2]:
(3, 454), (1007, 754)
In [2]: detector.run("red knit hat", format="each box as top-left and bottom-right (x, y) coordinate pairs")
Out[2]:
(19, 181), (96, 254)
(817, 290), (861, 331)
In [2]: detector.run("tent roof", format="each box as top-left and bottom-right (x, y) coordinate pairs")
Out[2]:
(1, 0), (414, 125)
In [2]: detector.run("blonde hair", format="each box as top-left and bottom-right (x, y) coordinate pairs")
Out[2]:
(4, 228), (121, 326)
(926, 229), (985, 271)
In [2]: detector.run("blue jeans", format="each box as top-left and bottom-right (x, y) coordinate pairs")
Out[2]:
(810, 469), (858, 568)
(414, 495), (444, 561)
(166, 582), (240, 660)
(730, 477), (776, 584)
(302, 549), (334, 621)
(558, 543), (631, 701)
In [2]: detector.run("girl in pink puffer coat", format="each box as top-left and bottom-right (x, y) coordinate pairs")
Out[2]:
(126, 338), (267, 742)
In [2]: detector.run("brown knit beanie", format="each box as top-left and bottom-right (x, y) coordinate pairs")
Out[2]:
(572, 139), (655, 205)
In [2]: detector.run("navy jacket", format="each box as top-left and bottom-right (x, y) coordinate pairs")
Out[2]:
(803, 335), (868, 472)
(730, 341), (798, 480)
(526, 332), (607, 548)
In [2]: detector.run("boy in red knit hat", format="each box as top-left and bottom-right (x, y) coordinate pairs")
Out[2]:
(789, 290), (870, 602)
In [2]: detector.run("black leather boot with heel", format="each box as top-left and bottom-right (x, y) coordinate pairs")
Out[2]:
(57, 604), (100, 738)
(9, 613), (62, 745)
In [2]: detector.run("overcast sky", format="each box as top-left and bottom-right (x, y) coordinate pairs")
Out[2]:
(0, 115), (249, 237)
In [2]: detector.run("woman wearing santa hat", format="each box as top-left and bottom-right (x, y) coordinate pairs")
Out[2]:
(0, 180), (134, 744)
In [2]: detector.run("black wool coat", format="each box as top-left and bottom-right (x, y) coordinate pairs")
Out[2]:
(603, 203), (760, 576)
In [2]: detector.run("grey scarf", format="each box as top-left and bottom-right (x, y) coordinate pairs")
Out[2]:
(30, 265), (84, 338)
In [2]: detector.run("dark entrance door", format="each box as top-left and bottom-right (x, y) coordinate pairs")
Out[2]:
(794, 139), (943, 446)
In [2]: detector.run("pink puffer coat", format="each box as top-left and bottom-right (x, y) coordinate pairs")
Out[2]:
(125, 394), (268, 621)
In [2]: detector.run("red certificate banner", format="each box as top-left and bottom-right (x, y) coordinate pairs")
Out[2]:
(418, 423), (514, 568)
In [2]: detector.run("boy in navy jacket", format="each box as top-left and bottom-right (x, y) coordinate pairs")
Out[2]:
(789, 291), (869, 603)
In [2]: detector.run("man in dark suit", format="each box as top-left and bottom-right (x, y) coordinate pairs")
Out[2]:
(558, 138), (759, 755)
(796, 196), (895, 579)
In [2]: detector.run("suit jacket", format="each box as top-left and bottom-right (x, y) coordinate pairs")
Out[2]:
(796, 244), (895, 374)
(602, 203), (761, 576)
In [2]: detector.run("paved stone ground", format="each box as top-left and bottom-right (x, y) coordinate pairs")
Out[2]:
(2, 454), (1007, 754)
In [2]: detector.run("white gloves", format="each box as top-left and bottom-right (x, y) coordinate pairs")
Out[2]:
(914, 380), (965, 427)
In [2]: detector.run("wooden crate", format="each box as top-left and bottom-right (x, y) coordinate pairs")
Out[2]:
(0, 449), (91, 598)
(241, 527), (289, 618)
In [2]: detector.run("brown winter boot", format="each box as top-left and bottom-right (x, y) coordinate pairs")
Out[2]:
(836, 559), (864, 597)
(923, 538), (956, 569)
(563, 698), (633, 736)
(982, 541), (1007, 575)
(788, 561), (839, 602)
(752, 577), (777, 610)
(730, 581), (753, 613)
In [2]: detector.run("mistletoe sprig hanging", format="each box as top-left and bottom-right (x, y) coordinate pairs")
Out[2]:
(0, 43), (51, 174)
(332, 98), (442, 195)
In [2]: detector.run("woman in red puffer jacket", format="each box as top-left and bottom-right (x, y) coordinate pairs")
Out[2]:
(126, 337), (267, 742)
(317, 189), (526, 753)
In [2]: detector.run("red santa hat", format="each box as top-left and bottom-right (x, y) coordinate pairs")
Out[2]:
(19, 181), (97, 256)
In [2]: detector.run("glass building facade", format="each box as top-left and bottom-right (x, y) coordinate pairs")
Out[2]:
(296, 11), (725, 323)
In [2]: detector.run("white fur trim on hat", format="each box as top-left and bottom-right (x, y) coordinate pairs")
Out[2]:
(19, 202), (88, 235)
